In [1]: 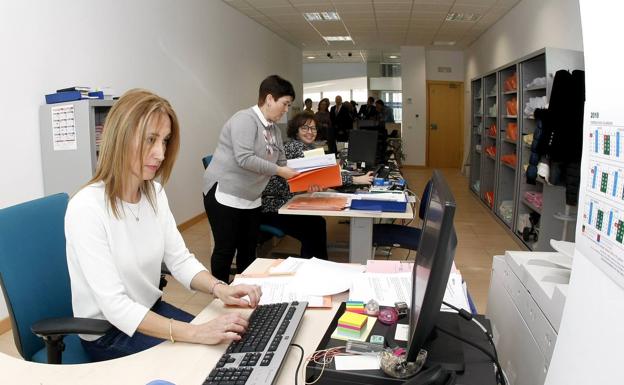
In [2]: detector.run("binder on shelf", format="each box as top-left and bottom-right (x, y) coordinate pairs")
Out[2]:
(287, 164), (342, 193)
(45, 91), (83, 104)
(56, 86), (91, 93)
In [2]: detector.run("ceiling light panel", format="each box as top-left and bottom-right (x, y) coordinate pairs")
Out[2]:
(323, 36), (352, 41)
(321, 11), (340, 20)
(304, 12), (323, 21)
(445, 12), (481, 22)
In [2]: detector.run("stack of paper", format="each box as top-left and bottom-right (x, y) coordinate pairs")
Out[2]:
(337, 311), (368, 338)
(286, 196), (348, 211)
(230, 275), (330, 307)
(287, 153), (336, 172)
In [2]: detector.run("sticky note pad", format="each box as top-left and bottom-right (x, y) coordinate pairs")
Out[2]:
(338, 311), (368, 329)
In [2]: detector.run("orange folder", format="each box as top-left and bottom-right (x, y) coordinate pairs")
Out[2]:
(287, 164), (343, 193)
(286, 196), (348, 211)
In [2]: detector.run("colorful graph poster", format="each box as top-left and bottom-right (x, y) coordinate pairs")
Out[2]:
(577, 84), (624, 289)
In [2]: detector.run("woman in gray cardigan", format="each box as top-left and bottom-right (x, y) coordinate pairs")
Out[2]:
(203, 75), (298, 282)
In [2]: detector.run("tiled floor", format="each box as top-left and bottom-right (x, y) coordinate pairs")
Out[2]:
(0, 168), (524, 360)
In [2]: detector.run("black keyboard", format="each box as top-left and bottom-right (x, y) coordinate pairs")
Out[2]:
(204, 301), (307, 385)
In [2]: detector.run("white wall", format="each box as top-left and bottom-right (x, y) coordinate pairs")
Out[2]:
(400, 46), (427, 166)
(426, 50), (464, 82)
(0, 0), (301, 320)
(463, 0), (584, 161)
(303, 62), (367, 83)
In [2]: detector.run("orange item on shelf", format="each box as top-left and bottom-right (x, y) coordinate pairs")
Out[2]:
(488, 123), (497, 137)
(503, 72), (517, 91)
(485, 191), (494, 208)
(287, 164), (342, 193)
(485, 146), (496, 158)
(501, 153), (517, 166)
(506, 97), (517, 116)
(506, 122), (518, 141)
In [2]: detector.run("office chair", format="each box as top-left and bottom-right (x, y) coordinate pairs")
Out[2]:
(0, 193), (111, 364)
(372, 180), (432, 256)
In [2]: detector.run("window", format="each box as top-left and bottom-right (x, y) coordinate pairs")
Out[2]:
(323, 90), (350, 102)
(381, 63), (401, 77)
(303, 92), (321, 103)
(381, 91), (402, 123)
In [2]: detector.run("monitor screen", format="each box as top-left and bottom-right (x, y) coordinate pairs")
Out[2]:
(347, 129), (378, 169)
(406, 170), (458, 362)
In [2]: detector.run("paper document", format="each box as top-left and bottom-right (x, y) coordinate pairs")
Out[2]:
(303, 148), (325, 158)
(231, 275), (329, 307)
(287, 153), (336, 172)
(295, 257), (366, 296)
(349, 272), (470, 310)
(366, 260), (414, 273)
(268, 257), (307, 274)
(334, 355), (380, 371)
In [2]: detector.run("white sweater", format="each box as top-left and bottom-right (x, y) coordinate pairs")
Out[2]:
(65, 181), (207, 340)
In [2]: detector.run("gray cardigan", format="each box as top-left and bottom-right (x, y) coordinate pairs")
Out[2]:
(203, 107), (286, 201)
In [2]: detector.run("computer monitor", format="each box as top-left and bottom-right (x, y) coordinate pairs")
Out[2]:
(406, 170), (458, 363)
(347, 129), (378, 170)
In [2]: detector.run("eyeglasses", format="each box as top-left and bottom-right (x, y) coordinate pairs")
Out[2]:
(300, 125), (317, 132)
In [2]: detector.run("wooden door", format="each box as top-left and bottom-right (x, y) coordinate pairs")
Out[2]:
(427, 81), (464, 168)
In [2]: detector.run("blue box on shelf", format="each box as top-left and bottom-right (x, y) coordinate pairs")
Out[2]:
(45, 91), (83, 104)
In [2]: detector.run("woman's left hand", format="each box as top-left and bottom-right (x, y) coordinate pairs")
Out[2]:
(214, 283), (262, 308)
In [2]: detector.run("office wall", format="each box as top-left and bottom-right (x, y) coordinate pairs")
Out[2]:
(303, 62), (367, 83)
(400, 46), (427, 166)
(463, 0), (584, 163)
(0, 0), (301, 320)
(426, 50), (464, 82)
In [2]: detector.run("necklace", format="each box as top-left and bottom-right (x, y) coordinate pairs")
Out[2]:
(126, 202), (140, 222)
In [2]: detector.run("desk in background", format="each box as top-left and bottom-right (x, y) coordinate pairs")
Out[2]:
(278, 194), (413, 264)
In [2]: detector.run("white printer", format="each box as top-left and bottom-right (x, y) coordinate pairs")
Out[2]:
(486, 241), (573, 385)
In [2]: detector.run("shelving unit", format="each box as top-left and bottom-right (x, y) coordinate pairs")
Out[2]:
(39, 99), (115, 195)
(469, 79), (483, 195)
(469, 47), (584, 250)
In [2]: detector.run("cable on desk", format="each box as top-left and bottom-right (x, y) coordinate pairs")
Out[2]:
(302, 346), (346, 385)
(290, 343), (304, 385)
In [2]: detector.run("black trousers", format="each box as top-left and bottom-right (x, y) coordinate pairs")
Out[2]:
(260, 212), (328, 259)
(204, 184), (261, 282)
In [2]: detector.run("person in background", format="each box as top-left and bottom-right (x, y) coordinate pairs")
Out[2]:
(376, 99), (395, 123)
(65, 89), (262, 362)
(303, 98), (314, 115)
(349, 100), (359, 121)
(358, 96), (377, 120)
(315, 98), (335, 153)
(261, 113), (373, 259)
(203, 75), (299, 282)
(330, 95), (353, 142)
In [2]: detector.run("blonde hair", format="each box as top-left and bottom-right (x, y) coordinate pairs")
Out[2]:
(87, 89), (180, 218)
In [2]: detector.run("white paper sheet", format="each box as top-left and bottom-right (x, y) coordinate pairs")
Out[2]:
(295, 257), (366, 296)
(287, 153), (336, 171)
(334, 355), (380, 371)
(231, 276), (325, 306)
(394, 324), (409, 341)
(268, 257), (307, 274)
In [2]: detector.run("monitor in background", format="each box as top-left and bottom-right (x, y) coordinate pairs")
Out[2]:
(406, 170), (459, 365)
(347, 129), (378, 170)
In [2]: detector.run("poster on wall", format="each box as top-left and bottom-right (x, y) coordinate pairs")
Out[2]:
(51, 104), (77, 151)
(576, 1), (624, 289)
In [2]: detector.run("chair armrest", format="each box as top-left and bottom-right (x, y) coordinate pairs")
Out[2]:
(31, 317), (112, 338)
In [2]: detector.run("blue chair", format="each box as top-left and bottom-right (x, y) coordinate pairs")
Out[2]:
(0, 193), (111, 364)
(372, 180), (432, 254)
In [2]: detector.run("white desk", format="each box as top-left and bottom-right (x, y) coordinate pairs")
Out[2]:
(278, 194), (413, 264)
(0, 259), (345, 385)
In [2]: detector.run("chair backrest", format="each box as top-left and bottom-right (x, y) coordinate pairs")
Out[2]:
(202, 154), (213, 169)
(0, 193), (73, 361)
(419, 180), (433, 220)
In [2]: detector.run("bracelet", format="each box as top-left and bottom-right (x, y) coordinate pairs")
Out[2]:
(169, 318), (175, 343)
(211, 279), (227, 295)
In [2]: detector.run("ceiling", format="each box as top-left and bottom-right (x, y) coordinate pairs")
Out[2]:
(223, 0), (521, 63)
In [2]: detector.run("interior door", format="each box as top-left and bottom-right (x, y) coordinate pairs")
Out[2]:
(427, 81), (464, 168)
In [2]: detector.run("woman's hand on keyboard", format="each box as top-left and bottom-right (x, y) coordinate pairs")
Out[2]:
(194, 313), (249, 344)
(215, 283), (263, 308)
(353, 171), (374, 185)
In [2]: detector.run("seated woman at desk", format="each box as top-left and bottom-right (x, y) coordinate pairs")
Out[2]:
(261, 113), (374, 259)
(65, 89), (262, 362)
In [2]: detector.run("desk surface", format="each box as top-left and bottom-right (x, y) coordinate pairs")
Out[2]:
(278, 193), (413, 219)
(0, 259), (346, 385)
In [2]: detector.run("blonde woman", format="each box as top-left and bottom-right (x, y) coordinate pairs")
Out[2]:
(65, 89), (261, 362)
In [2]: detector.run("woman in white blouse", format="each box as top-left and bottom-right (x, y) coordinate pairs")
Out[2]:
(65, 89), (261, 362)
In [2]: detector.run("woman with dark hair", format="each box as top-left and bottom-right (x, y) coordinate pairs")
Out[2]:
(315, 98), (335, 153)
(203, 75), (299, 282)
(261, 112), (373, 259)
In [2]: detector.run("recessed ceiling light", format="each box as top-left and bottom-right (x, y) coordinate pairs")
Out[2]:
(323, 36), (352, 42)
(303, 12), (322, 21)
(321, 12), (340, 21)
(389, 55), (398, 59)
(306, 56), (316, 59)
(433, 41), (456, 46)
(445, 12), (481, 22)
